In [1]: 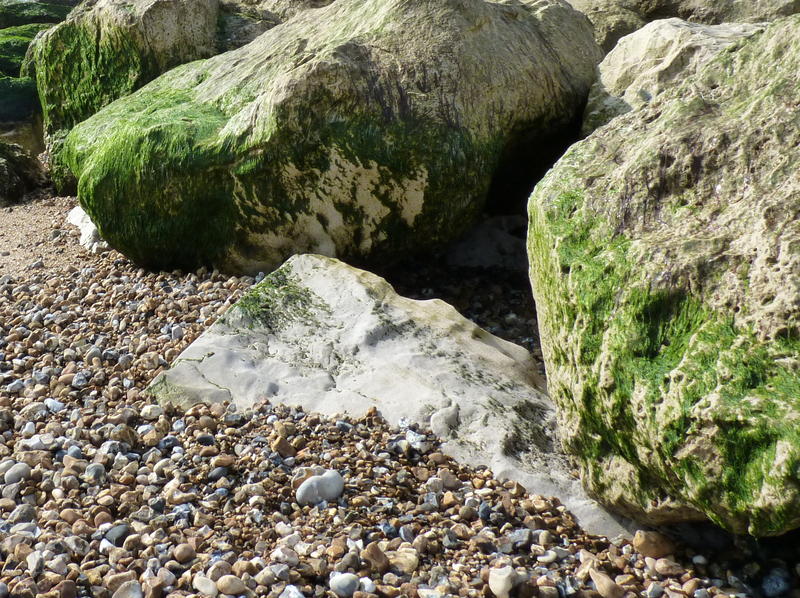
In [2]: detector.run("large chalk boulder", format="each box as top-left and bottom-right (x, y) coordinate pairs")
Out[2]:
(569, 0), (800, 51)
(528, 17), (800, 536)
(26, 0), (219, 137)
(148, 254), (629, 538)
(582, 18), (763, 134)
(59, 0), (601, 274)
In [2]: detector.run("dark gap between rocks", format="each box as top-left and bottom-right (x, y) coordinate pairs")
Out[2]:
(484, 111), (585, 216)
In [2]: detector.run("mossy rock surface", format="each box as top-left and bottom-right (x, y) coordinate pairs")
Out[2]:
(0, 0), (70, 28)
(570, 0), (800, 51)
(0, 140), (45, 204)
(0, 75), (38, 121)
(61, 0), (601, 274)
(0, 23), (49, 76)
(528, 16), (800, 536)
(26, 0), (219, 137)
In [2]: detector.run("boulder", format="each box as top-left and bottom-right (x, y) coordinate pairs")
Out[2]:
(582, 19), (762, 135)
(59, 0), (601, 273)
(148, 253), (630, 538)
(0, 23), (50, 77)
(0, 141), (45, 204)
(26, 0), (219, 137)
(568, 0), (800, 51)
(0, 0), (71, 28)
(527, 16), (800, 536)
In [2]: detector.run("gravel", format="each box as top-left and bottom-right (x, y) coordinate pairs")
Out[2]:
(0, 199), (799, 597)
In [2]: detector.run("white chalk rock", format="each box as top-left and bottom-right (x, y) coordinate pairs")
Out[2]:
(296, 470), (345, 506)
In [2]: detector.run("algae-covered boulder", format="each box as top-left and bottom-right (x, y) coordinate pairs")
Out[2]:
(27, 0), (219, 136)
(0, 140), (45, 204)
(0, 23), (50, 76)
(569, 0), (800, 51)
(60, 0), (602, 273)
(582, 19), (762, 135)
(528, 16), (800, 536)
(0, 75), (38, 121)
(0, 0), (71, 28)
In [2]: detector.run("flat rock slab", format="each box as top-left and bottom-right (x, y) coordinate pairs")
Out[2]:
(148, 253), (630, 538)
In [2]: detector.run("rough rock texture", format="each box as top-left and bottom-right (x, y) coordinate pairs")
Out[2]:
(0, 0), (71, 28)
(568, 0), (800, 51)
(60, 0), (602, 274)
(0, 23), (49, 76)
(527, 17), (800, 536)
(0, 140), (45, 204)
(582, 19), (762, 135)
(217, 0), (334, 50)
(148, 254), (630, 538)
(25, 0), (219, 138)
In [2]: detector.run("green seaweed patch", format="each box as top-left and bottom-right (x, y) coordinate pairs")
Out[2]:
(0, 23), (49, 76)
(61, 87), (238, 270)
(529, 185), (800, 536)
(0, 0), (70, 28)
(30, 19), (163, 135)
(233, 265), (330, 332)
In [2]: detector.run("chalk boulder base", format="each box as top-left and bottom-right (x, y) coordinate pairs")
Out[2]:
(148, 254), (629, 537)
(528, 16), (800, 536)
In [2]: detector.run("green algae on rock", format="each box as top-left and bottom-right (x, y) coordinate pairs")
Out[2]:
(0, 0), (70, 28)
(0, 23), (50, 77)
(61, 0), (602, 273)
(527, 15), (800, 536)
(26, 0), (219, 137)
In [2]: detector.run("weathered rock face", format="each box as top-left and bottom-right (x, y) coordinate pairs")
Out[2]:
(527, 16), (800, 536)
(582, 19), (762, 135)
(60, 0), (601, 274)
(217, 0), (334, 50)
(568, 0), (800, 51)
(148, 253), (630, 538)
(0, 140), (45, 204)
(26, 0), (219, 138)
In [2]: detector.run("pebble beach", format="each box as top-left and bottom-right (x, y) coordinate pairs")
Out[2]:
(0, 197), (799, 598)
